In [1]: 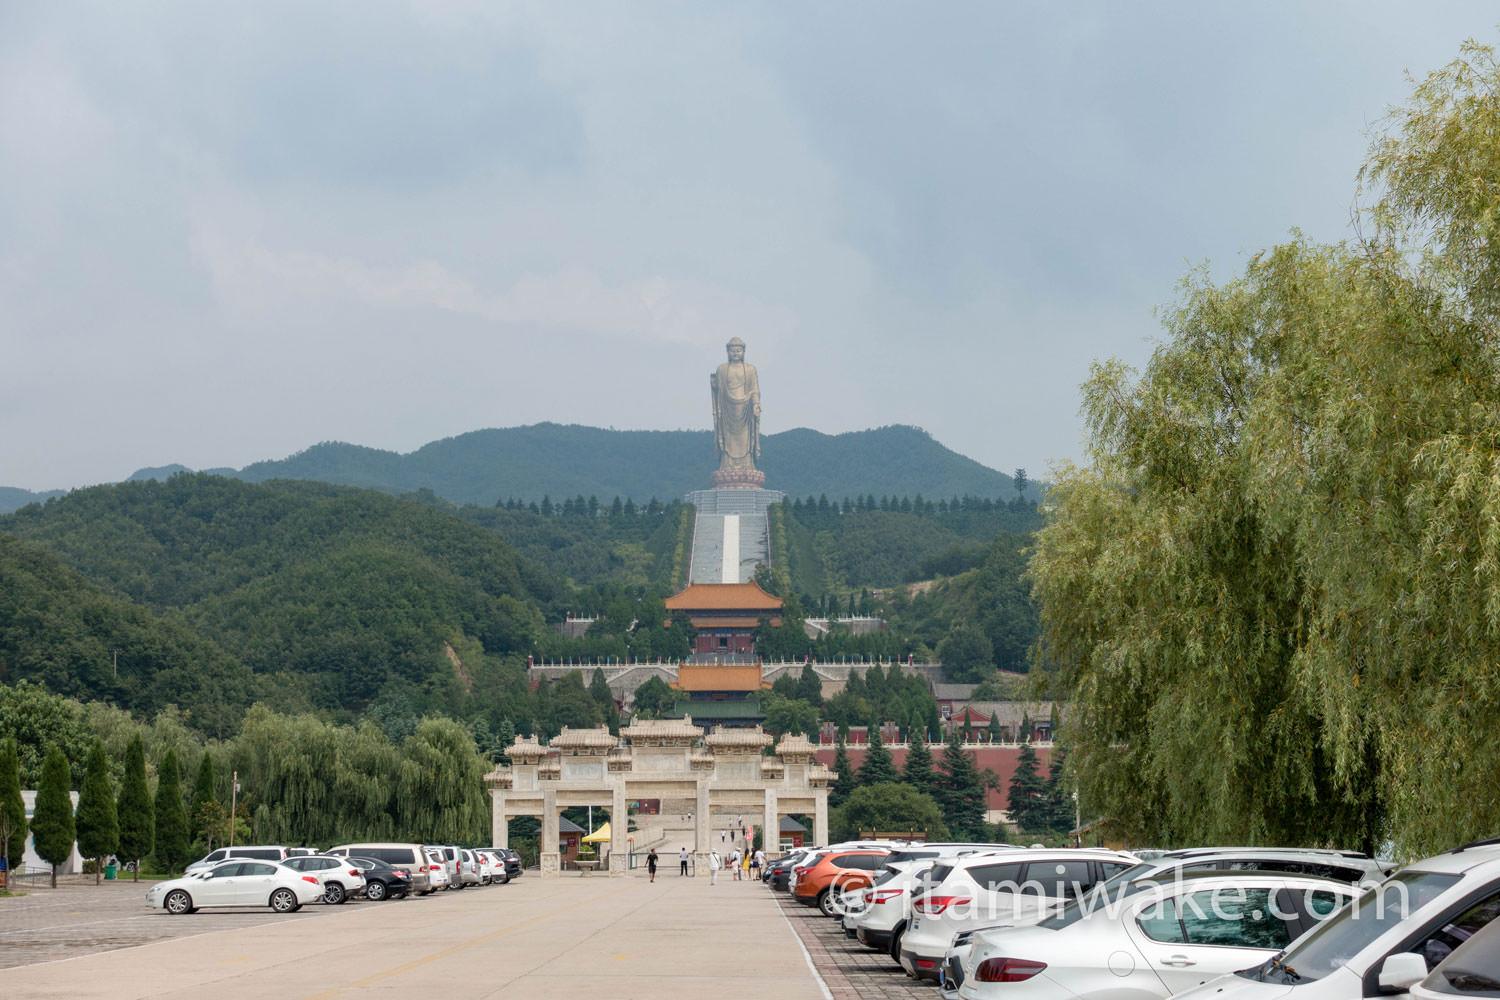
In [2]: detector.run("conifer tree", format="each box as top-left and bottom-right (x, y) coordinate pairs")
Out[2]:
(830, 740), (855, 808)
(796, 664), (823, 706)
(858, 727), (899, 786)
(988, 712), (1004, 742)
(0, 738), (26, 888)
(116, 734), (152, 882)
(902, 733), (936, 789)
(938, 729), (986, 840)
(76, 740), (119, 884)
(153, 748), (190, 875)
(189, 751), (217, 851)
(31, 746), (75, 888)
(1042, 748), (1073, 834)
(1008, 742), (1046, 834)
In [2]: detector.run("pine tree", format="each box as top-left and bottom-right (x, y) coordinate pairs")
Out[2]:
(1008, 742), (1046, 834)
(31, 746), (76, 888)
(75, 740), (119, 884)
(830, 740), (856, 808)
(589, 668), (620, 734)
(189, 751), (217, 852)
(858, 728), (899, 786)
(116, 734), (152, 882)
(988, 712), (1003, 742)
(796, 664), (823, 706)
(1042, 748), (1072, 834)
(938, 730), (987, 840)
(902, 733), (936, 789)
(153, 748), (190, 876)
(0, 738), (26, 888)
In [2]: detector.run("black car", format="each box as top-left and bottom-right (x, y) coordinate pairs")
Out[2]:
(764, 852), (806, 891)
(348, 856), (413, 901)
(497, 847), (523, 880)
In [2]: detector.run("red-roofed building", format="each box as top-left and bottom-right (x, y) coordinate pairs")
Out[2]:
(664, 582), (782, 656)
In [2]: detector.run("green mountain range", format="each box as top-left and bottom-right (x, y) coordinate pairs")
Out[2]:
(0, 423), (1034, 513)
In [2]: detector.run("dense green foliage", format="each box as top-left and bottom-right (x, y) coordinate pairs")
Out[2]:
(1030, 42), (1500, 857)
(830, 741), (855, 808)
(937, 730), (988, 840)
(115, 734), (152, 877)
(856, 729), (898, 785)
(831, 782), (949, 842)
(31, 746), (75, 883)
(75, 740), (118, 878)
(0, 738), (25, 872)
(153, 748), (190, 874)
(0, 535), (251, 736)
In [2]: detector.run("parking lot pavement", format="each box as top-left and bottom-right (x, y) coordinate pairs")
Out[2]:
(0, 873), (829, 1000)
(0, 876), (346, 969)
(775, 891), (938, 999)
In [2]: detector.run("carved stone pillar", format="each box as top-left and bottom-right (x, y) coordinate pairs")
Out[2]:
(812, 788), (828, 846)
(610, 784), (629, 875)
(762, 789), (778, 857)
(491, 789), (508, 848)
(694, 779), (711, 876)
(541, 787), (560, 879)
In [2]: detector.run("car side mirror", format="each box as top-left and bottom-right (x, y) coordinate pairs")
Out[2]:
(1377, 953), (1428, 991)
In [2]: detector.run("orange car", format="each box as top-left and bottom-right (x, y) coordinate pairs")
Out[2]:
(793, 850), (890, 916)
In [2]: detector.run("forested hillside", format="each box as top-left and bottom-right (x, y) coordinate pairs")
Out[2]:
(11, 423), (1037, 513)
(0, 476), (571, 728)
(0, 536), (250, 736)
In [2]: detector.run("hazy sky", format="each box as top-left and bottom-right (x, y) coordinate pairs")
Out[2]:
(3, 2), (1497, 492)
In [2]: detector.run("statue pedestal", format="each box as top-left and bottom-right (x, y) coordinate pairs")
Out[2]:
(712, 468), (766, 489)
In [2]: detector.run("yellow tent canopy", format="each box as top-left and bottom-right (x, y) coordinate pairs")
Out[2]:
(581, 822), (612, 843)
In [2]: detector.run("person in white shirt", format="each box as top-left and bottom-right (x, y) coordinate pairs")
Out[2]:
(730, 848), (742, 880)
(708, 850), (721, 885)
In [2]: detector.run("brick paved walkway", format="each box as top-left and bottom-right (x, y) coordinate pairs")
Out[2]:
(776, 892), (938, 999)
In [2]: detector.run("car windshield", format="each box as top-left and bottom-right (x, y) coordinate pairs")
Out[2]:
(1238, 870), (1460, 984)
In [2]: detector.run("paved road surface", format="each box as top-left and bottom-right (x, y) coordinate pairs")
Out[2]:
(0, 873), (829, 1000)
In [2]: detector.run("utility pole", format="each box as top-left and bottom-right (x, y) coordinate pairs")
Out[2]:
(229, 772), (240, 847)
(111, 649), (119, 681)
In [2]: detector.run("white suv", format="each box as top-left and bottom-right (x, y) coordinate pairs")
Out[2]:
(1169, 840), (1500, 1000)
(280, 854), (367, 905)
(900, 848), (1138, 980)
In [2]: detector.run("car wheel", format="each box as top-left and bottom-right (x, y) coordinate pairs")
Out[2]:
(889, 924), (906, 964)
(270, 888), (299, 913)
(165, 889), (193, 915)
(818, 891), (836, 917)
(500, 872), (511, 884)
(365, 880), (387, 902)
(324, 882), (346, 905)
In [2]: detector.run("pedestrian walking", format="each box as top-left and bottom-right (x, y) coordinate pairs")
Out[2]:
(679, 847), (689, 876)
(647, 849), (658, 883)
(730, 848), (742, 880)
(709, 849), (721, 885)
(752, 848), (764, 879)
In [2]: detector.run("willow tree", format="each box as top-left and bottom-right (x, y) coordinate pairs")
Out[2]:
(1030, 40), (1500, 858)
(396, 717), (488, 844)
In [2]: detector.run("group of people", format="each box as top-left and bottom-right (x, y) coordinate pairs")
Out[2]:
(642, 846), (765, 884)
(706, 846), (764, 884)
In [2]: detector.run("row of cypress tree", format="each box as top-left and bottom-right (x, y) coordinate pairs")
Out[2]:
(0, 734), (185, 888)
(827, 729), (990, 840)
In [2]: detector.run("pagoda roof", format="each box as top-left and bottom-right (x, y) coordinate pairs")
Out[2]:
(665, 582), (783, 611)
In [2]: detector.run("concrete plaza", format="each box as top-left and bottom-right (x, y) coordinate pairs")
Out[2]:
(0, 872), (830, 1000)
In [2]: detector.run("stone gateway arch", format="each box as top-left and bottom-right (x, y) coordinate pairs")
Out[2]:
(484, 721), (832, 877)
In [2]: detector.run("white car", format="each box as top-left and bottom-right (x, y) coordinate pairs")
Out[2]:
(425, 848), (452, 890)
(280, 854), (368, 904)
(474, 849), (504, 885)
(1168, 840), (1500, 1000)
(1410, 914), (1500, 1000)
(901, 848), (1138, 980)
(955, 872), (1357, 1000)
(940, 846), (1386, 997)
(146, 859), (325, 914)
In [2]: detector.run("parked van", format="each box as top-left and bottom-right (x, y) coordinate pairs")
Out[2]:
(325, 843), (436, 895)
(185, 845), (310, 874)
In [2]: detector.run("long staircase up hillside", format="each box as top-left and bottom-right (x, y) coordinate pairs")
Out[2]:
(685, 488), (785, 584)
